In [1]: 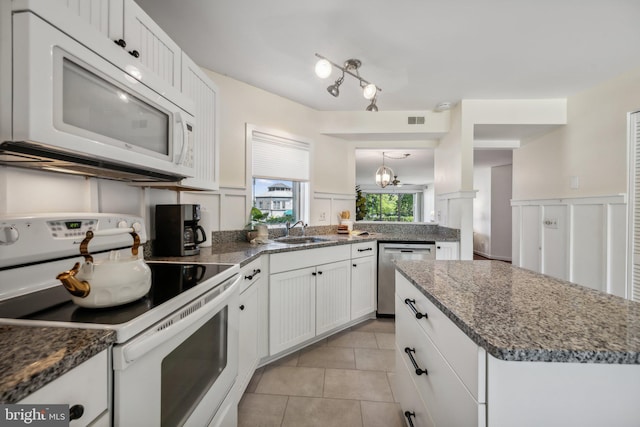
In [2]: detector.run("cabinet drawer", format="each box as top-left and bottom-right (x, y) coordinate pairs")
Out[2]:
(20, 350), (108, 426)
(351, 241), (376, 258)
(396, 295), (484, 427)
(396, 272), (485, 402)
(270, 245), (350, 273)
(394, 345), (435, 427)
(240, 257), (263, 294)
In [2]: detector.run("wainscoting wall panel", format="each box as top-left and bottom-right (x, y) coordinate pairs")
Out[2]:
(512, 195), (627, 298)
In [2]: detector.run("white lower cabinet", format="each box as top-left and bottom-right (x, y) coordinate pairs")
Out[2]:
(395, 273), (485, 427)
(235, 258), (264, 399)
(435, 241), (459, 260)
(269, 245), (352, 356)
(350, 242), (377, 319)
(19, 350), (109, 427)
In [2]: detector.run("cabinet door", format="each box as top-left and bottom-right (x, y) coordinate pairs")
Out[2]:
(316, 260), (351, 335)
(123, 0), (181, 89)
(351, 255), (376, 319)
(436, 242), (459, 260)
(180, 53), (219, 190)
(47, 0), (123, 40)
(269, 267), (316, 355)
(237, 281), (259, 397)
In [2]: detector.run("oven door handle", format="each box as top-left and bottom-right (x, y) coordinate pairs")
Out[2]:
(120, 277), (238, 365)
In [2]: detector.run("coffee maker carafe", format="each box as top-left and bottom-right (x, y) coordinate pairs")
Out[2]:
(155, 204), (207, 256)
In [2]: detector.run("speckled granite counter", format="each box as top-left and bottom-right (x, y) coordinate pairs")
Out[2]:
(395, 260), (640, 364)
(150, 232), (457, 266)
(0, 326), (115, 403)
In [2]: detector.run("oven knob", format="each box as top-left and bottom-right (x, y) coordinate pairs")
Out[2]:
(117, 220), (129, 229)
(0, 226), (19, 245)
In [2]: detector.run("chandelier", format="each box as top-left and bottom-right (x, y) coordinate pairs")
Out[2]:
(314, 53), (380, 112)
(375, 152), (394, 188)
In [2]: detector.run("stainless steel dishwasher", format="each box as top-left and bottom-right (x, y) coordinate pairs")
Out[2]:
(377, 242), (436, 316)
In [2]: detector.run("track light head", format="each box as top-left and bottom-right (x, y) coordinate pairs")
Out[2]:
(327, 74), (344, 97)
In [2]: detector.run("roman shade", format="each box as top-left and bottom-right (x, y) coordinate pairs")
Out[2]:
(251, 129), (310, 181)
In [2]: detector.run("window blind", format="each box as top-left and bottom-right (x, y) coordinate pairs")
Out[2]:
(251, 129), (310, 181)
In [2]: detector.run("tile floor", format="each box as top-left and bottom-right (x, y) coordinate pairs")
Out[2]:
(238, 318), (404, 427)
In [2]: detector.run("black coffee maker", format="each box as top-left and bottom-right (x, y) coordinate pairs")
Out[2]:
(155, 204), (207, 256)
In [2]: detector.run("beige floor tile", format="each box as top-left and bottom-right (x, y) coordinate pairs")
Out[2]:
(323, 368), (394, 402)
(254, 366), (325, 397)
(354, 348), (396, 372)
(298, 345), (356, 369)
(327, 330), (378, 348)
(387, 372), (400, 403)
(350, 318), (396, 333)
(245, 367), (264, 393)
(269, 350), (300, 367)
(238, 393), (288, 427)
(281, 396), (363, 427)
(374, 332), (395, 349)
(361, 401), (404, 427)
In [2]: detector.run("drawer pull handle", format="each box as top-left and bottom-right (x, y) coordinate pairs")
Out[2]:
(404, 298), (428, 319)
(404, 411), (416, 427)
(357, 247), (373, 252)
(69, 404), (84, 420)
(244, 268), (261, 280)
(404, 347), (428, 376)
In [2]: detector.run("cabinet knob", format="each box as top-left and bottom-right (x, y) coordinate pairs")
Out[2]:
(129, 50), (140, 58)
(353, 264), (357, 267)
(114, 39), (126, 48)
(239, 305), (245, 311)
(69, 404), (84, 420)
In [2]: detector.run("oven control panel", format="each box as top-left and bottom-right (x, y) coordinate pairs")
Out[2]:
(46, 219), (98, 239)
(0, 213), (147, 268)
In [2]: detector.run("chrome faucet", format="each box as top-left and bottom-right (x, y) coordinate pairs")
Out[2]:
(285, 220), (307, 236)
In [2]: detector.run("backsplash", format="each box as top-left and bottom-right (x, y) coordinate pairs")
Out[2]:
(211, 223), (459, 244)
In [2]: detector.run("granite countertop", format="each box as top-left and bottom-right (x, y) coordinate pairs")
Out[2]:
(0, 326), (116, 403)
(150, 232), (457, 266)
(395, 260), (640, 364)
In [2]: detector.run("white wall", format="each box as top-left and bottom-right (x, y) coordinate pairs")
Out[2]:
(513, 67), (640, 199)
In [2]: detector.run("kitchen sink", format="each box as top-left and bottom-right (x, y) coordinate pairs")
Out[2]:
(274, 236), (330, 244)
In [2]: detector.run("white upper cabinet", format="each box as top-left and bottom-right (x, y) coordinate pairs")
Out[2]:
(122, 0), (181, 89)
(179, 53), (219, 190)
(21, 0), (181, 92)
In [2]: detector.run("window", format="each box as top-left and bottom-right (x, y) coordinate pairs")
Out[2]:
(248, 125), (310, 226)
(363, 192), (420, 222)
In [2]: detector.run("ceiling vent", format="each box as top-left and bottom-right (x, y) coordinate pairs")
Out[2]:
(407, 116), (425, 125)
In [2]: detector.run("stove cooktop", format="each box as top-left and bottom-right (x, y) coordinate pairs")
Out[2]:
(0, 262), (235, 326)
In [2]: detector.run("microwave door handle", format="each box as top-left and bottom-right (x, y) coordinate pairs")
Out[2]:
(176, 111), (189, 165)
(121, 277), (238, 364)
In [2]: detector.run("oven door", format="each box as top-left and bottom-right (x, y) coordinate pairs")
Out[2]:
(112, 274), (239, 427)
(11, 12), (195, 180)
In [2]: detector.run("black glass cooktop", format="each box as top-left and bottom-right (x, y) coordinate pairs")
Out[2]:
(0, 263), (234, 325)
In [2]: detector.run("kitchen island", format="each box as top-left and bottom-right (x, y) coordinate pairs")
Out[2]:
(394, 260), (640, 427)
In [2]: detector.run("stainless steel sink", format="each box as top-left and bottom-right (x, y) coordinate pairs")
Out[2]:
(274, 236), (329, 244)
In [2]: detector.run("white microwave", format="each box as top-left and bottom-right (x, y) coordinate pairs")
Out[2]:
(2, 12), (195, 182)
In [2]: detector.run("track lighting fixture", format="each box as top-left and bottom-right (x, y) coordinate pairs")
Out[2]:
(314, 53), (381, 111)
